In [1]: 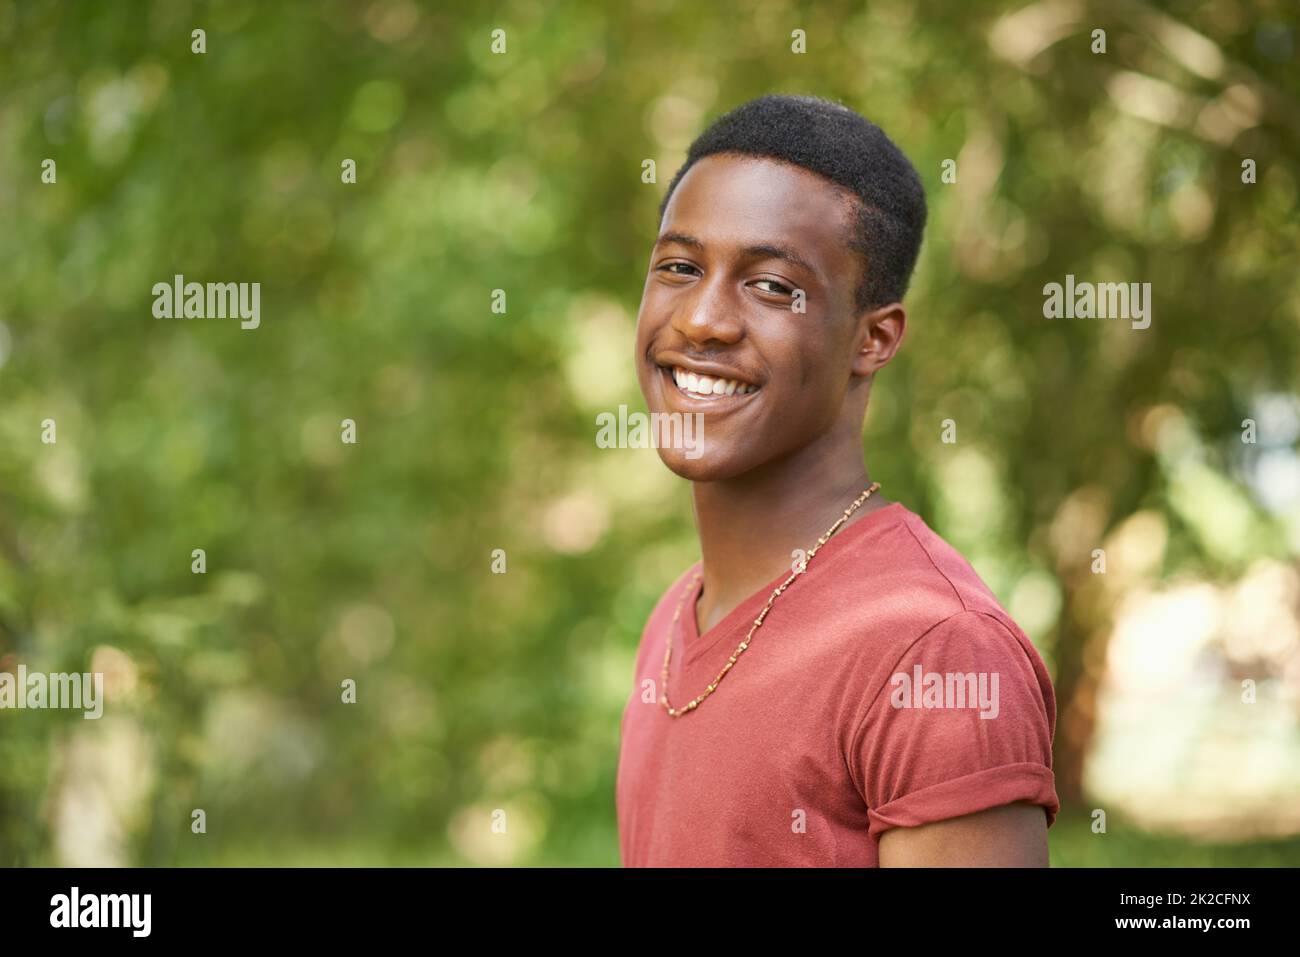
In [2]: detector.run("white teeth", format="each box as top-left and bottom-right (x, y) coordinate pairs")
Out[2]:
(668, 366), (757, 398)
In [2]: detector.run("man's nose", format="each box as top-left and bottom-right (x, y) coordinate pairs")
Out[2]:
(670, 277), (744, 345)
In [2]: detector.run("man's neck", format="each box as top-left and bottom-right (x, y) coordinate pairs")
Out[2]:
(689, 434), (888, 636)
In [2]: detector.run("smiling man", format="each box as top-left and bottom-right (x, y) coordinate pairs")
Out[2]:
(615, 94), (1060, 867)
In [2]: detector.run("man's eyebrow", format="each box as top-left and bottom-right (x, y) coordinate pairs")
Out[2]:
(740, 242), (816, 276)
(654, 233), (817, 275)
(654, 231), (704, 251)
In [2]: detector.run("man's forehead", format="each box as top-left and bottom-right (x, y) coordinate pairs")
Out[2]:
(660, 155), (857, 261)
(670, 153), (849, 210)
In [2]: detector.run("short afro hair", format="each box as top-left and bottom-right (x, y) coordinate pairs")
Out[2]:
(657, 94), (927, 312)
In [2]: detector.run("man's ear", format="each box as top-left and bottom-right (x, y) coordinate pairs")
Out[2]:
(851, 302), (907, 378)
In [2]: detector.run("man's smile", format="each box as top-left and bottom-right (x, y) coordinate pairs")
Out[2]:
(670, 367), (758, 396)
(651, 352), (763, 411)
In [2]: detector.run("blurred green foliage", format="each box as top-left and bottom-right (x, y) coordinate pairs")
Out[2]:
(1, 0), (1298, 865)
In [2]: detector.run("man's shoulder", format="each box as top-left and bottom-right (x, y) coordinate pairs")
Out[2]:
(637, 561), (701, 635)
(831, 502), (1024, 641)
(834, 503), (1057, 734)
(891, 504), (1008, 616)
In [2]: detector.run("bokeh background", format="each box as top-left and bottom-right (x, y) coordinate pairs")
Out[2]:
(2, 0), (1299, 866)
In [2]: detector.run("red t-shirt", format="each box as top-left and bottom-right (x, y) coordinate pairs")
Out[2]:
(616, 500), (1059, 866)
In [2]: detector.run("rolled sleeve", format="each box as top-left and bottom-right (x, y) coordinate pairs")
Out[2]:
(849, 609), (1060, 841)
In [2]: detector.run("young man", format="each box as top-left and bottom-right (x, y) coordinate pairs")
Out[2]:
(616, 94), (1059, 867)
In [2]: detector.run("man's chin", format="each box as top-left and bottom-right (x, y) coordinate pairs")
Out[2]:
(653, 444), (746, 482)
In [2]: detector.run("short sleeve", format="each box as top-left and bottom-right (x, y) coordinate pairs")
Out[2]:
(848, 609), (1060, 841)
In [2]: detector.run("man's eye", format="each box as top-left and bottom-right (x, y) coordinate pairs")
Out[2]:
(753, 279), (794, 295)
(659, 262), (699, 277)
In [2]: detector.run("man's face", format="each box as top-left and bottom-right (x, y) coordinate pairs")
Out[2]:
(634, 152), (871, 481)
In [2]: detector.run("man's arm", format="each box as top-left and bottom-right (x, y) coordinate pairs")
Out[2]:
(878, 800), (1049, 867)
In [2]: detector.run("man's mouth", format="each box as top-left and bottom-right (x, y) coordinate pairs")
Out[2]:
(666, 365), (759, 399)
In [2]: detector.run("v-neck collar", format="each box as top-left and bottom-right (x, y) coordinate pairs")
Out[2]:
(677, 501), (905, 667)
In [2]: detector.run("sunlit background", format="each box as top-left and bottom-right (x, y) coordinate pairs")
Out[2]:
(1, 0), (1298, 866)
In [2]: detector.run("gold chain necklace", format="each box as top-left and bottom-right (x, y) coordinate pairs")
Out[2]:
(660, 481), (881, 717)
